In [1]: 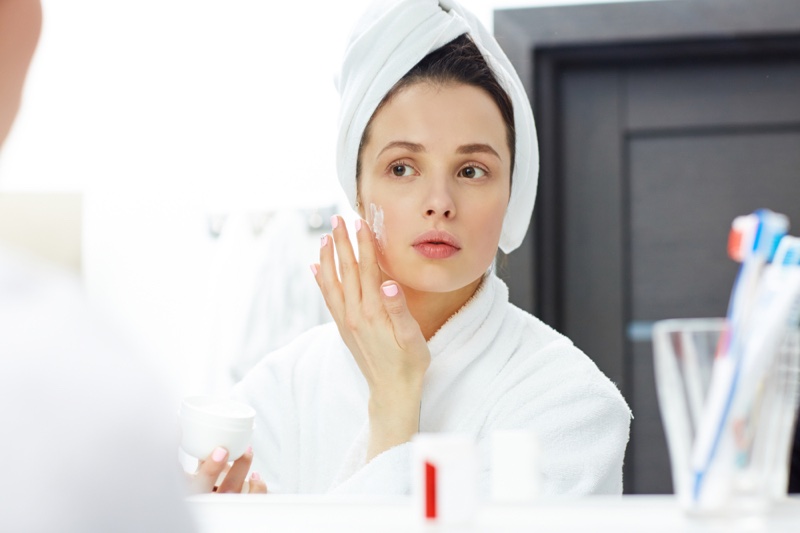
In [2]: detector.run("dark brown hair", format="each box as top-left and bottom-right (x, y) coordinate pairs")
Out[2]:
(356, 33), (515, 181)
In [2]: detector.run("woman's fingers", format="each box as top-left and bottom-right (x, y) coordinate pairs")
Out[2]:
(186, 447), (265, 495)
(317, 231), (344, 318)
(191, 446), (230, 493)
(356, 218), (383, 312)
(381, 282), (424, 348)
(248, 472), (267, 494)
(330, 215), (363, 323)
(216, 447), (254, 493)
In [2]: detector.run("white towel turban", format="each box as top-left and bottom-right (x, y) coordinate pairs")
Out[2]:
(335, 0), (538, 254)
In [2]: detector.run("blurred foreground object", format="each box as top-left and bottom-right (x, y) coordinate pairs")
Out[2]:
(0, 0), (196, 530)
(0, 193), (81, 274)
(0, 248), (197, 531)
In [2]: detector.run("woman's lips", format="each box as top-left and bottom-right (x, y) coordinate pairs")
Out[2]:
(412, 230), (461, 259)
(413, 242), (460, 259)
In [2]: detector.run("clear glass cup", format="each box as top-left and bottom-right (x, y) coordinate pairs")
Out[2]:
(652, 318), (800, 517)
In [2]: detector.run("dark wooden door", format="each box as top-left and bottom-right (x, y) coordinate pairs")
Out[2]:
(494, 0), (800, 495)
(556, 56), (800, 493)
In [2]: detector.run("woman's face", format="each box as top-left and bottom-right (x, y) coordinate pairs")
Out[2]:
(358, 81), (511, 294)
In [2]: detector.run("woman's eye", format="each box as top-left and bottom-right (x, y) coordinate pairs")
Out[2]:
(459, 166), (486, 179)
(391, 164), (414, 177)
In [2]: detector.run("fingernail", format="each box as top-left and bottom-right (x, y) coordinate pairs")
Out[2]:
(320, 235), (328, 248)
(355, 218), (362, 232)
(246, 445), (253, 455)
(382, 284), (398, 297)
(331, 215), (339, 229)
(251, 471), (261, 481)
(310, 264), (318, 276)
(212, 447), (227, 462)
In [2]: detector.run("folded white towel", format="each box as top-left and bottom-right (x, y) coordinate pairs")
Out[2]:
(335, 0), (538, 253)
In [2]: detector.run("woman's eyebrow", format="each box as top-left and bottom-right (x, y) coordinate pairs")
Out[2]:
(378, 141), (425, 157)
(377, 141), (500, 159)
(456, 143), (500, 159)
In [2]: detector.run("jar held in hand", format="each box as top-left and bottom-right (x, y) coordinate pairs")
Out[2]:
(179, 396), (255, 461)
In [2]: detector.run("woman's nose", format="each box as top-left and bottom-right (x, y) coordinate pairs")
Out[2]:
(423, 177), (456, 219)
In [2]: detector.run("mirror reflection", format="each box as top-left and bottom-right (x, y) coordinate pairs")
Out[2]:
(3, 0), (799, 530)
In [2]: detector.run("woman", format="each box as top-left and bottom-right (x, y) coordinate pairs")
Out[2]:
(228, 0), (631, 496)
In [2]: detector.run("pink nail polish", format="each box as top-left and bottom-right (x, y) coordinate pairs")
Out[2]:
(382, 284), (399, 297)
(355, 218), (362, 232)
(247, 445), (253, 455)
(212, 447), (227, 462)
(251, 471), (261, 481)
(331, 215), (339, 229)
(310, 264), (318, 276)
(320, 235), (328, 248)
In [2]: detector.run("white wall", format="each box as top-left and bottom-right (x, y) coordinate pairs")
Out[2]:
(0, 0), (664, 395)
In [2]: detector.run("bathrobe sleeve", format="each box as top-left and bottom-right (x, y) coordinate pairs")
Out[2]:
(330, 442), (413, 495)
(231, 336), (304, 493)
(232, 323), (381, 494)
(334, 340), (631, 499)
(234, 326), (413, 495)
(333, 343), (631, 497)
(483, 337), (632, 495)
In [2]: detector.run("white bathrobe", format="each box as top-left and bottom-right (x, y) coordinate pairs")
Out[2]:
(234, 272), (631, 496)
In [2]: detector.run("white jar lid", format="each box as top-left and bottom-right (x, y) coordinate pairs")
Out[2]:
(180, 396), (255, 431)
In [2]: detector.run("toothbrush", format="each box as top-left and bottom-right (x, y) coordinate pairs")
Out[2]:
(728, 236), (800, 469)
(690, 210), (789, 503)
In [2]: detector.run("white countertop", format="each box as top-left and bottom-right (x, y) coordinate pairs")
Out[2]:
(187, 494), (800, 533)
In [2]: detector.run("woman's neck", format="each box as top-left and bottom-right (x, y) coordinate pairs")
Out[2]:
(399, 275), (484, 341)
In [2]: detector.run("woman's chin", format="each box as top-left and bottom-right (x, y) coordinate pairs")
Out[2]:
(395, 272), (485, 296)
(378, 257), (489, 295)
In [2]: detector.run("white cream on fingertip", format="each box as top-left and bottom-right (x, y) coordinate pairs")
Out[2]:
(369, 202), (386, 250)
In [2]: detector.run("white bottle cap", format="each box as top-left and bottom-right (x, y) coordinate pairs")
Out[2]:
(491, 429), (541, 502)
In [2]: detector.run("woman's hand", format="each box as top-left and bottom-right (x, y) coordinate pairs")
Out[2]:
(187, 446), (267, 494)
(312, 215), (431, 461)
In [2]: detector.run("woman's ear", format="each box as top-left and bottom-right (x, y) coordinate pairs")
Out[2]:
(356, 195), (365, 219)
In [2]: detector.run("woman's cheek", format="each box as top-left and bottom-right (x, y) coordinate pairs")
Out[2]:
(478, 199), (508, 262)
(365, 200), (392, 273)
(374, 205), (408, 279)
(367, 202), (387, 251)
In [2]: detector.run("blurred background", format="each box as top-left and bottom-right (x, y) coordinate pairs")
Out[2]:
(0, 0), (653, 398)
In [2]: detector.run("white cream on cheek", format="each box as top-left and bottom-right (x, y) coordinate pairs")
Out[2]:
(368, 202), (386, 250)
